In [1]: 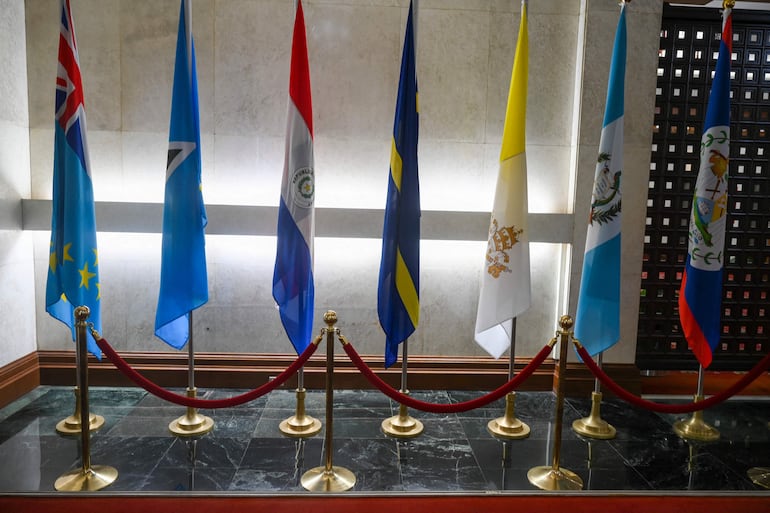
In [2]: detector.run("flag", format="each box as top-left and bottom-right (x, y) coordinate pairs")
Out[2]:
(273, 0), (315, 355)
(378, 0), (420, 368)
(574, 3), (627, 357)
(46, 0), (102, 358)
(155, 0), (208, 350)
(679, 6), (732, 369)
(474, 0), (530, 359)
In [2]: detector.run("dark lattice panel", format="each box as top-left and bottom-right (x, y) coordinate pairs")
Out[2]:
(637, 6), (770, 371)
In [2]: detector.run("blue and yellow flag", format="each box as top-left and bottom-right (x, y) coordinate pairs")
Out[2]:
(46, 0), (102, 358)
(155, 0), (208, 349)
(378, 1), (420, 368)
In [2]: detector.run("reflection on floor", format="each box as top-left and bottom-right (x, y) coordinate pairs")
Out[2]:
(0, 386), (768, 493)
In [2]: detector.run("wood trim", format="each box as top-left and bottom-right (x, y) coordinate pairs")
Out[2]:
(0, 352), (40, 409)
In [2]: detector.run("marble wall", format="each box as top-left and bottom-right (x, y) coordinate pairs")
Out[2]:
(19, 0), (663, 364)
(0, 0), (35, 368)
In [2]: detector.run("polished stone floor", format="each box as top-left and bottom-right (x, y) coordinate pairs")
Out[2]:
(0, 386), (769, 493)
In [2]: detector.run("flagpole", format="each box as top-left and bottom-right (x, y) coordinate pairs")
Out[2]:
(673, 364), (719, 441)
(572, 351), (616, 439)
(488, 318), (530, 439)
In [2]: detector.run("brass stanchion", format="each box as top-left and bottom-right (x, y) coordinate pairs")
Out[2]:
(382, 339), (423, 438)
(169, 313), (214, 437)
(673, 365), (719, 442)
(55, 387), (104, 435)
(528, 315), (583, 490)
(488, 318), (530, 439)
(55, 306), (118, 491)
(572, 353), (616, 440)
(301, 311), (356, 492)
(280, 335), (324, 438)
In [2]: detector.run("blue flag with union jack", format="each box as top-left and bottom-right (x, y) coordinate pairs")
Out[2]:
(155, 0), (208, 349)
(378, 1), (420, 368)
(46, 0), (102, 358)
(679, 6), (732, 369)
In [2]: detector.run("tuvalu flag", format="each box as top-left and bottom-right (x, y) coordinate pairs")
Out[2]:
(155, 0), (208, 349)
(474, 0), (530, 359)
(679, 5), (732, 369)
(273, 0), (315, 355)
(378, 0), (420, 368)
(46, 0), (102, 358)
(574, 2), (626, 357)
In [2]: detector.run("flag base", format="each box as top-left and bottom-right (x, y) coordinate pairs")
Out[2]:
(279, 388), (322, 438)
(527, 466), (583, 491)
(488, 392), (530, 440)
(169, 388), (214, 437)
(55, 465), (118, 492)
(673, 395), (719, 442)
(572, 391), (616, 440)
(301, 466), (356, 492)
(382, 397), (423, 439)
(747, 467), (770, 489)
(56, 387), (105, 435)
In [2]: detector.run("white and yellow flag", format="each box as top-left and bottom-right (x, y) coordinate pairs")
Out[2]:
(474, 0), (531, 359)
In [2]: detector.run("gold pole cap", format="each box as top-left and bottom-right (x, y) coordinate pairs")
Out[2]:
(723, 0), (735, 8)
(559, 315), (573, 331)
(74, 306), (90, 322)
(323, 310), (338, 327)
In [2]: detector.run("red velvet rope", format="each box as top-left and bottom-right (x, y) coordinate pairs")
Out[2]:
(342, 340), (554, 414)
(576, 344), (770, 414)
(93, 333), (318, 409)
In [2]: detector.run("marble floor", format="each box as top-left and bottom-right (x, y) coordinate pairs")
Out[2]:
(0, 386), (769, 493)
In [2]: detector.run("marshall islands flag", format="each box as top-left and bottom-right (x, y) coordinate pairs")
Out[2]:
(46, 0), (102, 358)
(474, 0), (530, 359)
(679, 5), (732, 369)
(155, 0), (209, 350)
(273, 0), (315, 355)
(574, 2), (626, 357)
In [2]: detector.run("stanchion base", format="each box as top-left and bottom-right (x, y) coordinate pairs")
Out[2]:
(56, 413), (105, 435)
(382, 414), (424, 439)
(747, 467), (770, 489)
(487, 416), (531, 440)
(301, 466), (356, 492)
(279, 415), (322, 438)
(527, 465), (583, 491)
(673, 417), (719, 442)
(169, 411), (214, 437)
(572, 416), (616, 440)
(55, 465), (118, 492)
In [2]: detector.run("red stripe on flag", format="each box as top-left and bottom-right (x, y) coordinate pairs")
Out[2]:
(678, 270), (713, 368)
(289, 0), (313, 137)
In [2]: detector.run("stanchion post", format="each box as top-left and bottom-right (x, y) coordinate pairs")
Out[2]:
(301, 311), (355, 492)
(54, 306), (118, 491)
(527, 315), (583, 491)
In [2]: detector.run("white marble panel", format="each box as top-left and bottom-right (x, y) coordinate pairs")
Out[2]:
(24, 0), (58, 130)
(418, 6), (489, 143)
(214, 0), (292, 136)
(121, 131), (171, 203)
(0, 0), (29, 126)
(527, 143), (572, 214)
(0, 241), (36, 367)
(418, 140), (487, 212)
(209, 134), (266, 206)
(0, 122), (31, 199)
(29, 128), (54, 200)
(87, 130), (123, 202)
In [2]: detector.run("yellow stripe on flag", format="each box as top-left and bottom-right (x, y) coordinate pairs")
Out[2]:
(499, 3), (528, 162)
(390, 137), (403, 192)
(395, 248), (419, 327)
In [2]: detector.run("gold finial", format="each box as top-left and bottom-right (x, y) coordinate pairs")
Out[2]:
(558, 315), (573, 331)
(723, 0), (735, 8)
(323, 310), (338, 327)
(74, 306), (90, 322)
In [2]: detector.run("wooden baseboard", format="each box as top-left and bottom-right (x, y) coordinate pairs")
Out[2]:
(0, 352), (40, 409)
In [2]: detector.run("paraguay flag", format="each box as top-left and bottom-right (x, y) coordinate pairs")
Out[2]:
(679, 6), (732, 369)
(474, 0), (530, 359)
(378, 0), (420, 368)
(574, 2), (626, 357)
(155, 0), (208, 349)
(46, 0), (102, 358)
(273, 0), (315, 355)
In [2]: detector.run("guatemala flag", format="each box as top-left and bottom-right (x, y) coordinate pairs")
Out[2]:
(273, 0), (315, 355)
(474, 0), (530, 359)
(574, 2), (626, 357)
(46, 0), (102, 358)
(155, 0), (208, 350)
(378, 0), (420, 368)
(679, 6), (732, 369)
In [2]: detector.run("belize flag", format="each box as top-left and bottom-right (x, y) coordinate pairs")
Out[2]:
(155, 0), (209, 350)
(574, 2), (626, 357)
(679, 5), (732, 369)
(378, 0), (420, 368)
(273, 0), (315, 355)
(474, 0), (530, 359)
(46, 0), (102, 358)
